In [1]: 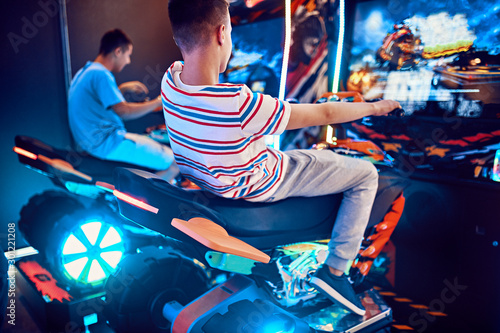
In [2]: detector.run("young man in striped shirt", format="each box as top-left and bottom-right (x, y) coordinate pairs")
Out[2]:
(164, 0), (401, 316)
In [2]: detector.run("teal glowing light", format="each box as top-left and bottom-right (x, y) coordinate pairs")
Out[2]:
(261, 319), (294, 333)
(492, 149), (500, 182)
(61, 220), (124, 285)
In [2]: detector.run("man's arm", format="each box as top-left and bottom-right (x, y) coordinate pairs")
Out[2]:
(118, 81), (149, 95)
(286, 99), (400, 130)
(112, 96), (162, 121)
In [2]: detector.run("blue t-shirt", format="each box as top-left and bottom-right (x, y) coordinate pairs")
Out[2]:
(68, 61), (126, 158)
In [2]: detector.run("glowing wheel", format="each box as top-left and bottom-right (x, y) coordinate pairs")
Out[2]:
(61, 220), (125, 286)
(44, 207), (126, 290)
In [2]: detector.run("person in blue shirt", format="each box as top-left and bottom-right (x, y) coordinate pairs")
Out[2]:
(68, 29), (177, 180)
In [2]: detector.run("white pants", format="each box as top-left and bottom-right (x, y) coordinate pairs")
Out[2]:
(104, 133), (175, 171)
(268, 149), (379, 272)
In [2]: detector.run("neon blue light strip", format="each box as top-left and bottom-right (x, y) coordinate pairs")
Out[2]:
(270, 0), (292, 150)
(332, 0), (345, 93)
(279, 0), (292, 101)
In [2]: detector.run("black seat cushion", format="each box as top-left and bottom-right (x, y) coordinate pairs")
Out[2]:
(113, 167), (343, 248)
(113, 166), (407, 249)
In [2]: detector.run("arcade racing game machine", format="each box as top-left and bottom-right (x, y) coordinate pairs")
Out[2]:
(9, 0), (419, 332)
(337, 0), (500, 331)
(342, 0), (500, 185)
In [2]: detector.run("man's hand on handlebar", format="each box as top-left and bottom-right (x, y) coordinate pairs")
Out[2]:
(371, 99), (402, 117)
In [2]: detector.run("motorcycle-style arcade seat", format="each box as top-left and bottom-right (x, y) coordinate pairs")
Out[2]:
(114, 167), (406, 250)
(114, 167), (343, 249)
(14, 135), (156, 184)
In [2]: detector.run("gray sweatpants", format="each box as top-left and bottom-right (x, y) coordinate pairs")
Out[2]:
(268, 149), (379, 272)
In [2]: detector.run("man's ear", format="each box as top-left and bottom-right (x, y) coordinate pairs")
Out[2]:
(217, 24), (226, 46)
(113, 47), (123, 58)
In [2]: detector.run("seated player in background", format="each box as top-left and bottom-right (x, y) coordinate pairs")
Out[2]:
(68, 29), (178, 181)
(164, 0), (400, 315)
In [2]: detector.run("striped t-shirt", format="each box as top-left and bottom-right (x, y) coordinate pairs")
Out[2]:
(161, 61), (291, 202)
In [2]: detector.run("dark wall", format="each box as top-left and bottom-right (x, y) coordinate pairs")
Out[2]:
(1, 0), (69, 248)
(66, 0), (182, 132)
(0, 0), (182, 250)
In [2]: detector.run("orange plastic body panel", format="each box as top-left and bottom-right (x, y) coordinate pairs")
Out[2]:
(171, 217), (270, 264)
(332, 139), (385, 162)
(352, 194), (405, 278)
(37, 154), (92, 181)
(171, 276), (253, 333)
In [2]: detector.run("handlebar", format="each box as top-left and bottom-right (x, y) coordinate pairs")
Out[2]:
(388, 108), (405, 117)
(316, 93), (405, 117)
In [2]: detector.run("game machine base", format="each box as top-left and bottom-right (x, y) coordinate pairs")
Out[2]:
(15, 254), (107, 332)
(14, 251), (393, 333)
(166, 274), (392, 333)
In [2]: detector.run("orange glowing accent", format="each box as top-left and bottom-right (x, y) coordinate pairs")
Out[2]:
(394, 297), (413, 302)
(18, 261), (73, 303)
(245, 0), (265, 8)
(13, 146), (37, 160)
(392, 324), (414, 330)
(382, 142), (402, 153)
(96, 181), (115, 192)
(113, 190), (159, 214)
(427, 311), (448, 317)
(379, 291), (397, 296)
(14, 146), (92, 181)
(425, 146), (449, 158)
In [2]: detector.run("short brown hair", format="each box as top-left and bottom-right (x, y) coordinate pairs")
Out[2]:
(168, 0), (229, 53)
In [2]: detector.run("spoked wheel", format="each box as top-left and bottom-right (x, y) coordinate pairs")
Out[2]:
(104, 246), (209, 333)
(45, 206), (126, 290)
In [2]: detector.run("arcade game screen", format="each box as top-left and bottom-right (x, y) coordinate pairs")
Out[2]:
(220, 0), (285, 98)
(221, 0), (334, 102)
(220, 16), (285, 98)
(343, 0), (500, 184)
(347, 0), (500, 118)
(222, 0), (336, 151)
